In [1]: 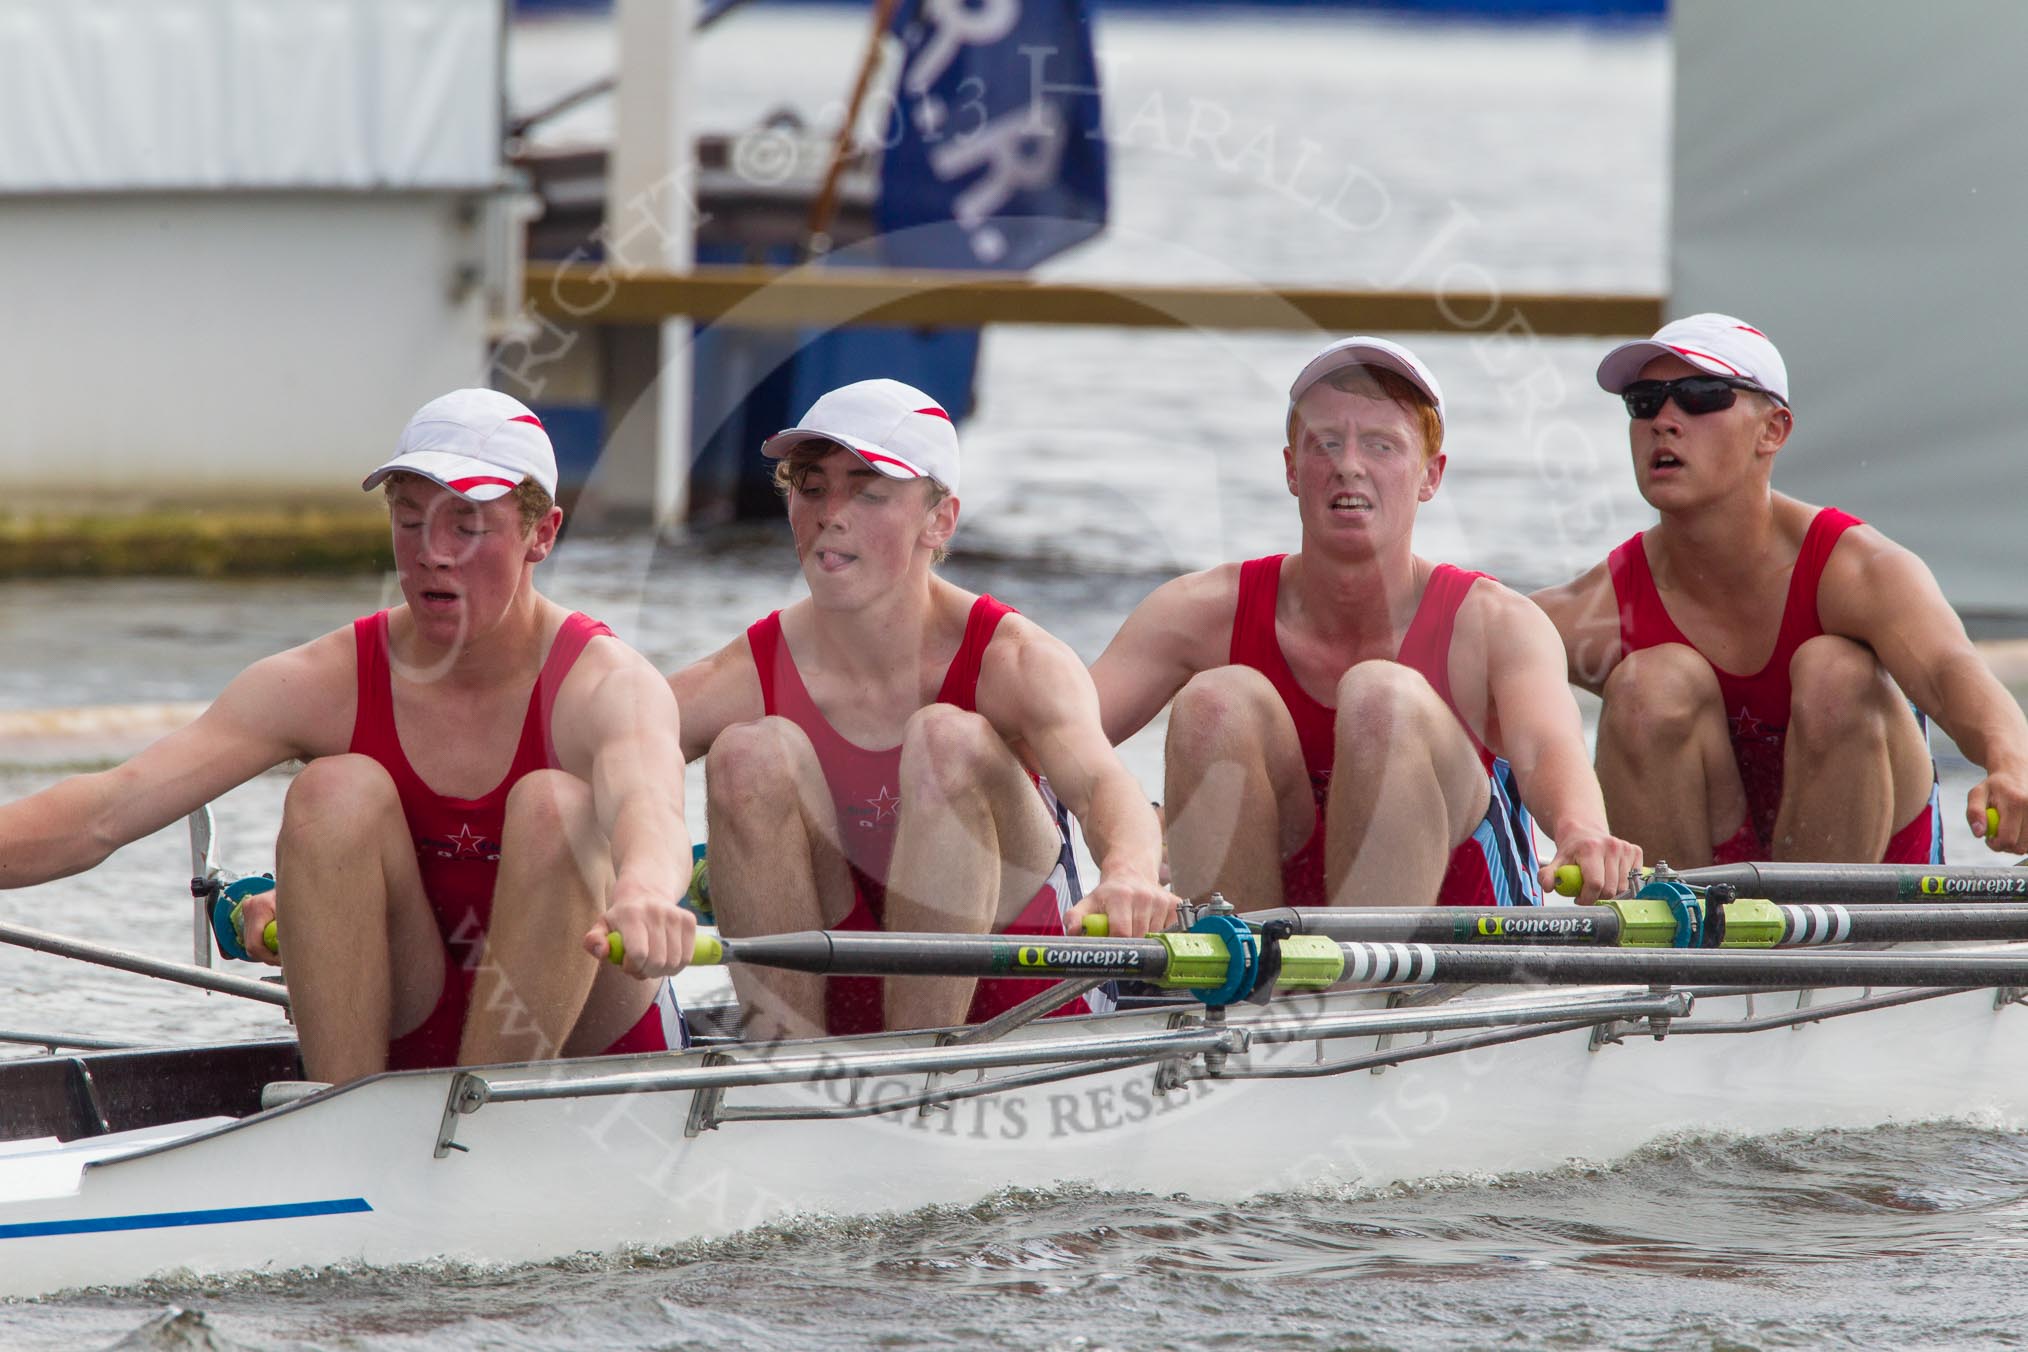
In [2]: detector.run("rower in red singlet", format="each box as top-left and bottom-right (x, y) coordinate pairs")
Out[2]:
(0, 389), (697, 1085)
(349, 607), (684, 1068)
(1093, 337), (1641, 910)
(672, 379), (1179, 1040)
(1227, 555), (1538, 906)
(1535, 313), (2028, 865)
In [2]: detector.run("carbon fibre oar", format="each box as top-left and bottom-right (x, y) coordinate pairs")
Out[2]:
(1329, 943), (2028, 990)
(0, 919), (291, 1007)
(680, 928), (1343, 996)
(1661, 861), (2028, 903)
(675, 928), (2028, 998)
(1257, 902), (2028, 948)
(1550, 859), (2028, 903)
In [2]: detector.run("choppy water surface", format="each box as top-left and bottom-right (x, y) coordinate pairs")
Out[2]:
(7, 9), (2028, 1350)
(15, 1126), (2028, 1349)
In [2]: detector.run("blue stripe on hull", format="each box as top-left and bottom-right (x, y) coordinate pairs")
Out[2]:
(0, 1196), (371, 1240)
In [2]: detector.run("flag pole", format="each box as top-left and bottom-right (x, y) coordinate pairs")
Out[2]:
(805, 0), (905, 258)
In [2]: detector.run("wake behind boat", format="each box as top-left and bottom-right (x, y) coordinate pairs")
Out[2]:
(8, 861), (2028, 1301)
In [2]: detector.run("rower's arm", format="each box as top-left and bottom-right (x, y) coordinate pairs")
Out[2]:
(1478, 587), (1644, 901)
(1819, 531), (2028, 850)
(981, 622), (1179, 937)
(556, 641), (696, 975)
(1529, 558), (1622, 696)
(1087, 566), (1236, 745)
(668, 635), (764, 763)
(0, 642), (333, 890)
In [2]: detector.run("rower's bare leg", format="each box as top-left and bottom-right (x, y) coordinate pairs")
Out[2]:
(1162, 666), (1315, 910)
(1771, 635), (1934, 860)
(457, 770), (655, 1065)
(884, 706), (1062, 1030)
(1595, 643), (1748, 868)
(274, 755), (444, 1085)
(706, 717), (855, 1043)
(1324, 661), (1490, 906)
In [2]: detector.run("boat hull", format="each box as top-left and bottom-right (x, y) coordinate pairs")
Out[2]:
(5, 976), (2026, 1300)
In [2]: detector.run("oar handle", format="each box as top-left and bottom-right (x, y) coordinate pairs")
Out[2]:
(1083, 914), (1110, 937)
(225, 898), (279, 957)
(1983, 805), (2001, 838)
(604, 931), (724, 967)
(1554, 864), (1584, 898)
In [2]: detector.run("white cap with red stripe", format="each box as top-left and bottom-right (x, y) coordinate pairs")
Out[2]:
(1596, 313), (1791, 404)
(362, 388), (558, 503)
(761, 378), (961, 494)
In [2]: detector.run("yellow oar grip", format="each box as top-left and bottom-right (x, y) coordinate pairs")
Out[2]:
(261, 920), (278, 954)
(605, 930), (723, 965)
(1554, 864), (1584, 898)
(1985, 806), (2001, 838)
(1082, 913), (1110, 937)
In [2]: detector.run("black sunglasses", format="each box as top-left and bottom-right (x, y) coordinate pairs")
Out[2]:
(1620, 375), (1786, 420)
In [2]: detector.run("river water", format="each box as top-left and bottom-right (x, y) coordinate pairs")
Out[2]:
(6, 8), (2027, 1348)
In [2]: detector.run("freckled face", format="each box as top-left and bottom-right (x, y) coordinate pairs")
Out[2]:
(785, 448), (945, 608)
(1283, 384), (1440, 555)
(388, 482), (546, 644)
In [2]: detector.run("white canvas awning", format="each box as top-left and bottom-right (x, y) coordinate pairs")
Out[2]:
(0, 0), (502, 192)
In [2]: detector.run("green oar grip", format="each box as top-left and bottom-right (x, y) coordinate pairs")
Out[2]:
(1984, 805), (2001, 838)
(1554, 864), (1583, 898)
(1083, 913), (1110, 937)
(604, 930), (723, 966)
(226, 899), (279, 956)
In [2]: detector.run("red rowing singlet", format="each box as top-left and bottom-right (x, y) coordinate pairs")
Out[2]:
(1608, 506), (1939, 864)
(1609, 508), (1855, 858)
(747, 596), (1087, 1034)
(349, 609), (680, 1068)
(1227, 555), (1541, 907)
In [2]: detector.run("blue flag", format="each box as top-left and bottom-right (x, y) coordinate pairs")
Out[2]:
(875, 0), (1108, 271)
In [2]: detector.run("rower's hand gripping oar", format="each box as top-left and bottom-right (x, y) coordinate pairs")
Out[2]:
(210, 875), (280, 961)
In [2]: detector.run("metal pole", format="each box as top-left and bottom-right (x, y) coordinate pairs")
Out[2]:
(0, 921), (290, 1008)
(805, 0), (904, 257)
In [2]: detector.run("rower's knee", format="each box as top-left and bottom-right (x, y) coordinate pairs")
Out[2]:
(503, 769), (599, 867)
(706, 717), (814, 820)
(1788, 635), (1893, 748)
(1599, 644), (1722, 749)
(898, 704), (1002, 803)
(1333, 660), (1444, 744)
(1167, 666), (1283, 763)
(279, 754), (399, 849)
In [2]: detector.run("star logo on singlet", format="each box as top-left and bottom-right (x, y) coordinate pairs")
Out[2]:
(1730, 707), (1781, 743)
(867, 785), (901, 823)
(447, 823), (489, 859)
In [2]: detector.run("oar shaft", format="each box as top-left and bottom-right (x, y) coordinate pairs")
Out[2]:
(1259, 906), (1624, 946)
(716, 930), (1173, 982)
(1774, 904), (2028, 945)
(1343, 943), (2028, 989)
(1670, 862), (2028, 902)
(0, 920), (291, 1008)
(1265, 903), (2028, 948)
